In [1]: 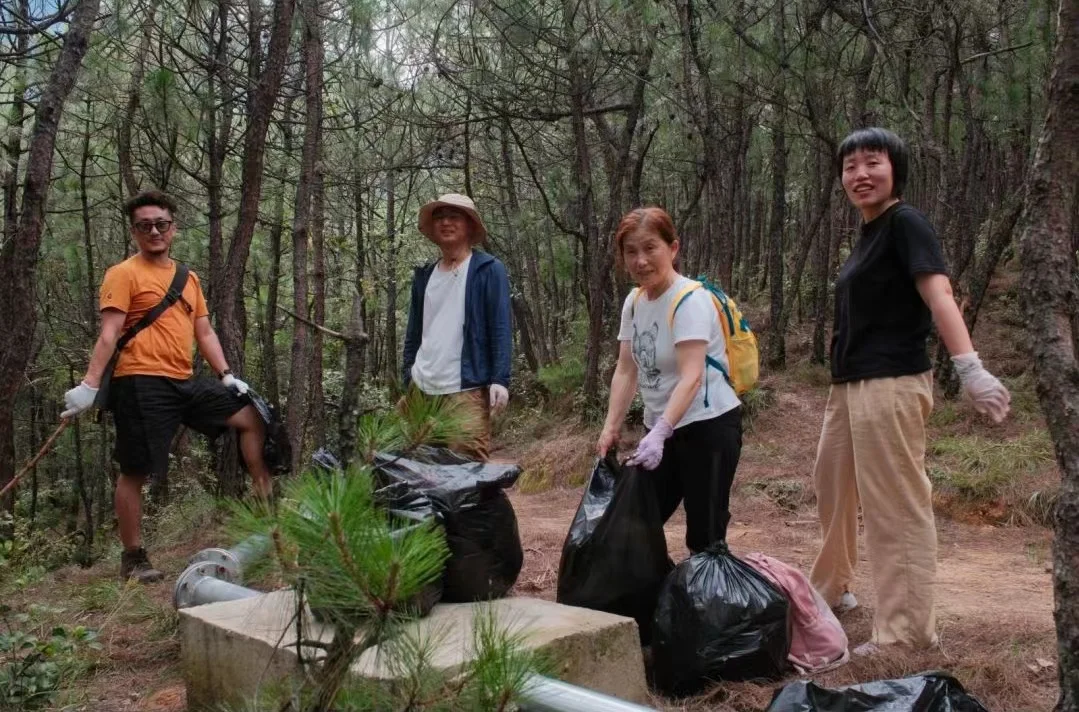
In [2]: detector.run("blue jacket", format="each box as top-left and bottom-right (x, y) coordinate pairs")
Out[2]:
(402, 250), (512, 390)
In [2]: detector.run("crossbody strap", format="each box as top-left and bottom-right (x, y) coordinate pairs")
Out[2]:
(114, 263), (191, 353)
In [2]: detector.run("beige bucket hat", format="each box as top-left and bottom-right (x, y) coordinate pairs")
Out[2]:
(418, 193), (487, 244)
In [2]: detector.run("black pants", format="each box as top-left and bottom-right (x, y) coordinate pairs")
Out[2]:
(109, 375), (247, 480)
(652, 407), (743, 553)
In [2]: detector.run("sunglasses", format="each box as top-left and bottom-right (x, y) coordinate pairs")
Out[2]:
(133, 220), (174, 235)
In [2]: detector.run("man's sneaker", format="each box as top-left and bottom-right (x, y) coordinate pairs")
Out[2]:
(833, 591), (859, 613)
(120, 547), (164, 583)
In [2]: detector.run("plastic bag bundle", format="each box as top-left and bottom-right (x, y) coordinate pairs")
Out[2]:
(373, 447), (523, 602)
(557, 455), (672, 643)
(765, 671), (990, 712)
(652, 542), (791, 695)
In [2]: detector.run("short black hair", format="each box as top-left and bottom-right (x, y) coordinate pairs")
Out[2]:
(123, 190), (178, 224)
(836, 127), (909, 198)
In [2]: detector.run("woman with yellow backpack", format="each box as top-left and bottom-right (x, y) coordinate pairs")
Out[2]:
(596, 206), (757, 551)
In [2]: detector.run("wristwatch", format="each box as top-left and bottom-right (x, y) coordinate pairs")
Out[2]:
(220, 369), (232, 379)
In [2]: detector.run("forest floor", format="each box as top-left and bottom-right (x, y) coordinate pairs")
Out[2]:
(3, 268), (1061, 711)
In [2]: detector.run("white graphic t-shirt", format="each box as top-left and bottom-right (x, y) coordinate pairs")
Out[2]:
(617, 275), (740, 429)
(411, 255), (472, 394)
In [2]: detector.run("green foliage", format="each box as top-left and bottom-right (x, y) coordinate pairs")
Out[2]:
(536, 358), (584, 398)
(0, 606), (100, 711)
(395, 388), (484, 454)
(928, 430), (1055, 502)
(354, 412), (406, 465)
(228, 465), (548, 710)
(0, 515), (75, 595)
(231, 468), (449, 627)
(739, 385), (777, 431)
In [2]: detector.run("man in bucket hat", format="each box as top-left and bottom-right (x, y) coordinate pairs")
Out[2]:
(402, 193), (512, 460)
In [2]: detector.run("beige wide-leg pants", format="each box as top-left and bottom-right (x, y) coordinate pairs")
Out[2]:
(809, 371), (938, 647)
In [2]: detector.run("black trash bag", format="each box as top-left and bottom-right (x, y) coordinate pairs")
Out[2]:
(373, 448), (523, 602)
(652, 541), (790, 695)
(308, 447), (442, 617)
(311, 447), (342, 474)
(556, 455), (673, 643)
(765, 671), (990, 712)
(244, 390), (292, 477)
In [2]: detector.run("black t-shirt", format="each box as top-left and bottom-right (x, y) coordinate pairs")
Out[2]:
(830, 202), (949, 383)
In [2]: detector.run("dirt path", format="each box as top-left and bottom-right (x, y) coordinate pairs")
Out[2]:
(510, 489), (1055, 637)
(509, 377), (1057, 710)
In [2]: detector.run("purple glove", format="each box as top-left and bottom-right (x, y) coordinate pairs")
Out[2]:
(629, 417), (674, 470)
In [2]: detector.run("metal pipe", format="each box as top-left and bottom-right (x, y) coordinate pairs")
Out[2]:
(187, 534), (270, 583)
(173, 561), (262, 609)
(520, 674), (656, 712)
(174, 554), (657, 712)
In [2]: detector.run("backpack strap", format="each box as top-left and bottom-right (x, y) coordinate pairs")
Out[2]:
(114, 263), (191, 352)
(630, 287), (642, 317)
(666, 280), (736, 405)
(93, 263), (191, 411)
(665, 281), (702, 328)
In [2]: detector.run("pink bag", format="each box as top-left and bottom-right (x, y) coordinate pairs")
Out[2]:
(744, 553), (849, 673)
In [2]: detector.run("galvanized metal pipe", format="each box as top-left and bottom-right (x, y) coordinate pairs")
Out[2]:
(173, 552), (657, 712)
(187, 534), (270, 583)
(173, 561), (262, 609)
(520, 675), (657, 712)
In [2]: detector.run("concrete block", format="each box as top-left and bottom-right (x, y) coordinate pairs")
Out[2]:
(180, 590), (648, 710)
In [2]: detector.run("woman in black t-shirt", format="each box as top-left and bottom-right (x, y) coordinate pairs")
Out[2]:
(809, 128), (1010, 656)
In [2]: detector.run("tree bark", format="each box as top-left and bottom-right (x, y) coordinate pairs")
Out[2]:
(1015, 0), (1079, 707)
(383, 172), (399, 385)
(215, 0), (296, 374)
(766, 1), (788, 369)
(0, 0), (100, 513)
(308, 168), (326, 447)
(286, 0), (324, 473)
(117, 0), (158, 197)
(206, 0), (234, 301)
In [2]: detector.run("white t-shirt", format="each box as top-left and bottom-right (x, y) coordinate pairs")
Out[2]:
(618, 275), (740, 429)
(411, 255), (472, 394)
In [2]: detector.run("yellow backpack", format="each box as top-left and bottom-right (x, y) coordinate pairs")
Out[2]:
(632, 277), (759, 398)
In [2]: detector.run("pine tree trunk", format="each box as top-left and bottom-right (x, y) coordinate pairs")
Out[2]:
(1015, 0), (1079, 705)
(0, 0), (100, 515)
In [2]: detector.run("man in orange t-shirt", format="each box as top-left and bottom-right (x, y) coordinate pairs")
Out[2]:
(61, 191), (272, 583)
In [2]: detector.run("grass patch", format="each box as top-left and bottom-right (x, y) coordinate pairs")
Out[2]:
(929, 429), (1056, 523)
(788, 361), (832, 388)
(740, 385), (777, 431)
(1000, 372), (1043, 423)
(514, 427), (597, 492)
(741, 478), (808, 512)
(929, 401), (961, 427)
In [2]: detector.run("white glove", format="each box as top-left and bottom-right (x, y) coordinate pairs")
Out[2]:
(952, 352), (1010, 423)
(221, 373), (250, 396)
(62, 382), (99, 419)
(489, 384), (509, 413)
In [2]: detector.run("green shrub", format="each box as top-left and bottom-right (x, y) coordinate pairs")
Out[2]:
(0, 606), (100, 710)
(536, 358), (584, 398)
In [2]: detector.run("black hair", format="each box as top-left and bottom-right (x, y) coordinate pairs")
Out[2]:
(836, 127), (909, 198)
(123, 190), (178, 224)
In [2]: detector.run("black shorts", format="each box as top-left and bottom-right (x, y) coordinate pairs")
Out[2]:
(108, 375), (248, 479)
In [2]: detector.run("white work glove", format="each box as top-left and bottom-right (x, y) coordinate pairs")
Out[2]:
(221, 372), (250, 396)
(952, 352), (1010, 423)
(489, 384), (509, 413)
(61, 382), (99, 419)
